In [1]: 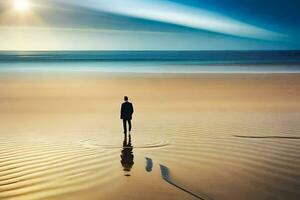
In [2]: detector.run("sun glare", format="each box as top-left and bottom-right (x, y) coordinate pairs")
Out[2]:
(14, 0), (30, 11)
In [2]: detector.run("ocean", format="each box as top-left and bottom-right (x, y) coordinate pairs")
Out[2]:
(0, 50), (300, 73)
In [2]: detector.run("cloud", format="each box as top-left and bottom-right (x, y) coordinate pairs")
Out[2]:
(53, 0), (285, 40)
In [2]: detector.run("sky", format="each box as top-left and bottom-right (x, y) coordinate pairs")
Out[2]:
(0, 0), (299, 50)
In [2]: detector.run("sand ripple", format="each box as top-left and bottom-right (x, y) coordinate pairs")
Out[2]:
(78, 139), (170, 149)
(0, 114), (300, 200)
(0, 140), (120, 200)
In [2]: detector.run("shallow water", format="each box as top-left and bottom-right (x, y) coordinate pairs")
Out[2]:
(0, 72), (299, 200)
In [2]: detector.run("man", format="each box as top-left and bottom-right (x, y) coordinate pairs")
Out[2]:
(120, 96), (134, 134)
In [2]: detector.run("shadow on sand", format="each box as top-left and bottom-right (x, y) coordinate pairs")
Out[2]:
(159, 164), (212, 200)
(120, 133), (134, 176)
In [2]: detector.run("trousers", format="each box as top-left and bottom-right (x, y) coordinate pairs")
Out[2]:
(123, 119), (132, 133)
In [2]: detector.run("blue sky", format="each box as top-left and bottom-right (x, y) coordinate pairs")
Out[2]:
(0, 0), (299, 50)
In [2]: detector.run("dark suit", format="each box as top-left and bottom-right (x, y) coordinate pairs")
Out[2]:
(121, 101), (134, 133)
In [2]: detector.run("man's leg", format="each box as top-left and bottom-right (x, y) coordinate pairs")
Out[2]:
(128, 120), (132, 132)
(123, 119), (127, 134)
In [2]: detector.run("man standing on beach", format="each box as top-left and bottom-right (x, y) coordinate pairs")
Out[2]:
(121, 96), (134, 134)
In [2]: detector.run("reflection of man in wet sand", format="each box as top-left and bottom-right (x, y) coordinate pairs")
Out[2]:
(120, 133), (134, 176)
(120, 96), (134, 134)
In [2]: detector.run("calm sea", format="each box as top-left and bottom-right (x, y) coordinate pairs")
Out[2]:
(0, 51), (300, 73)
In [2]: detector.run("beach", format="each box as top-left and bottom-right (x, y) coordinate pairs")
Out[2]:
(0, 72), (299, 200)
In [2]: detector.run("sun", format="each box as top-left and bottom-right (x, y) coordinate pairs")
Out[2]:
(14, 0), (31, 12)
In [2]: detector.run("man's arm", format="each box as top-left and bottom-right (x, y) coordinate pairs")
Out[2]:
(131, 103), (134, 115)
(120, 104), (124, 119)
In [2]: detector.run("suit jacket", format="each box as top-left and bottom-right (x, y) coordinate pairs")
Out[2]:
(121, 102), (134, 120)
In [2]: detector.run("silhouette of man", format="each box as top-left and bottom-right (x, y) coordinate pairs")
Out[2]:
(120, 96), (134, 134)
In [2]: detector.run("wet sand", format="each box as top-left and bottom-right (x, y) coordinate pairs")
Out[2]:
(0, 72), (299, 200)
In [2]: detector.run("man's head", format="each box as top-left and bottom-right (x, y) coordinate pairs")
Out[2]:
(124, 96), (128, 101)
